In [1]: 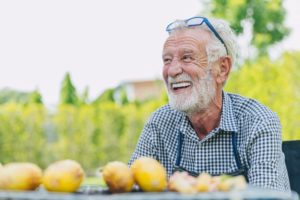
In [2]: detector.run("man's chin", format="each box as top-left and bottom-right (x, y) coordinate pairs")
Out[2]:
(169, 98), (192, 112)
(170, 103), (209, 115)
(168, 95), (210, 114)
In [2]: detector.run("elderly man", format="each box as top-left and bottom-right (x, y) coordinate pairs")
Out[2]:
(129, 16), (290, 191)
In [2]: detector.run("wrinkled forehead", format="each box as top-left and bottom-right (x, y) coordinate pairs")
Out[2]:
(163, 28), (212, 50)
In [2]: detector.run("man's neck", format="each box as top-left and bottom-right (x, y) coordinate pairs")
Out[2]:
(187, 93), (223, 140)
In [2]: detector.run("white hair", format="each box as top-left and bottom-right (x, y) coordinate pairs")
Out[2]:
(204, 18), (238, 66)
(168, 17), (238, 67)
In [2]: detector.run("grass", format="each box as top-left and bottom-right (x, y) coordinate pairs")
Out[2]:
(82, 176), (107, 187)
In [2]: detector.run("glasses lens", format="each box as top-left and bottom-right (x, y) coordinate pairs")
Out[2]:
(166, 21), (184, 32)
(186, 17), (204, 27)
(166, 17), (205, 32)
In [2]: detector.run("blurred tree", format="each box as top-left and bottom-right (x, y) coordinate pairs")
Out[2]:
(92, 88), (115, 104)
(59, 72), (78, 105)
(0, 88), (30, 104)
(119, 87), (129, 105)
(113, 86), (129, 106)
(0, 103), (47, 166)
(78, 86), (89, 105)
(28, 89), (43, 104)
(225, 51), (300, 140)
(201, 0), (290, 57)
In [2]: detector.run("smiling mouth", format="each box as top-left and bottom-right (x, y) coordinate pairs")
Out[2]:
(171, 81), (192, 91)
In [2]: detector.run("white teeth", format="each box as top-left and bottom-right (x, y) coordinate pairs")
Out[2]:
(171, 82), (191, 89)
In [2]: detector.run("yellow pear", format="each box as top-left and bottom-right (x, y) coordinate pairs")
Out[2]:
(0, 162), (42, 191)
(131, 157), (167, 192)
(102, 161), (134, 193)
(43, 159), (84, 192)
(196, 172), (212, 192)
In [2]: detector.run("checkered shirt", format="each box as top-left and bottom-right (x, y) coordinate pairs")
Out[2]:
(129, 91), (290, 191)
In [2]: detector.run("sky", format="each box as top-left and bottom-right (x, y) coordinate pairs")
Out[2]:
(0, 0), (299, 106)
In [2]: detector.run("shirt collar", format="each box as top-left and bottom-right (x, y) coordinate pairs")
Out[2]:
(219, 91), (238, 133)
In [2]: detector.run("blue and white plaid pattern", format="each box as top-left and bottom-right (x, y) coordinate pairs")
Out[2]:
(129, 91), (290, 191)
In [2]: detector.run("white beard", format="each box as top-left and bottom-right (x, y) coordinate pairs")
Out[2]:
(167, 70), (216, 114)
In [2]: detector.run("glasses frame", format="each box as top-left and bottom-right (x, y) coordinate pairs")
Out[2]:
(166, 16), (229, 55)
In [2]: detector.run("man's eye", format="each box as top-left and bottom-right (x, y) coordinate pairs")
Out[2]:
(163, 58), (172, 64)
(182, 55), (193, 62)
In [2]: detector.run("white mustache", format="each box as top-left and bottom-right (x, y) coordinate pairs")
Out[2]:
(168, 73), (192, 83)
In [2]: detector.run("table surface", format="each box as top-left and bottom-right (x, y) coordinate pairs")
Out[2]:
(0, 186), (298, 200)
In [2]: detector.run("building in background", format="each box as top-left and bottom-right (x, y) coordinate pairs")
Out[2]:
(114, 79), (165, 103)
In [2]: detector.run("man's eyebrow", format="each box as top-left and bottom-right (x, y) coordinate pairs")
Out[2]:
(182, 49), (194, 54)
(162, 52), (172, 58)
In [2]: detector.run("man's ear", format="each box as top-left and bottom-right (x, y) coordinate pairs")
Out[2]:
(216, 57), (232, 85)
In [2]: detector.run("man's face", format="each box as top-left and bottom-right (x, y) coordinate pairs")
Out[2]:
(162, 29), (217, 113)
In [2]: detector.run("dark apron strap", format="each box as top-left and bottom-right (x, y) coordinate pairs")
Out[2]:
(175, 130), (183, 167)
(232, 131), (242, 169)
(174, 130), (198, 177)
(231, 131), (249, 181)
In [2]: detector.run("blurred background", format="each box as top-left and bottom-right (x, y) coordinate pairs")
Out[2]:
(0, 0), (299, 175)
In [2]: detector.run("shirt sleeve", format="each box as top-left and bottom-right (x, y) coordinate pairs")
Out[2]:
(128, 122), (158, 165)
(247, 115), (290, 191)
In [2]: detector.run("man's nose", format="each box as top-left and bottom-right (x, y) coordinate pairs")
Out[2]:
(168, 60), (183, 77)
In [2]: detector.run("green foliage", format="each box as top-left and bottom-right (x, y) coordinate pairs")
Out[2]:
(225, 51), (300, 140)
(0, 99), (163, 174)
(0, 88), (30, 104)
(78, 86), (89, 105)
(28, 89), (43, 104)
(93, 88), (115, 104)
(0, 88), (43, 105)
(118, 87), (129, 105)
(0, 52), (299, 173)
(203, 0), (290, 56)
(0, 103), (47, 166)
(60, 72), (78, 105)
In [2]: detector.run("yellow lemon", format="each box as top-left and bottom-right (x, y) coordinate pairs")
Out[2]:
(43, 159), (84, 192)
(102, 161), (134, 193)
(0, 162), (42, 191)
(131, 157), (167, 192)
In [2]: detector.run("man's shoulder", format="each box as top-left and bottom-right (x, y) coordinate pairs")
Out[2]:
(227, 92), (278, 121)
